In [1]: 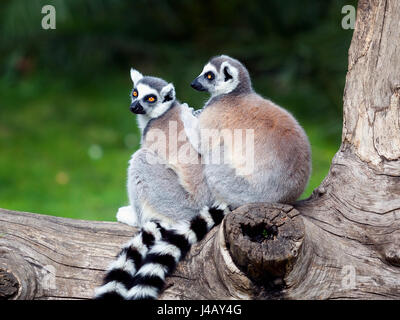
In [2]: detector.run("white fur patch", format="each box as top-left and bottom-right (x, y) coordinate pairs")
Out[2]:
(136, 114), (150, 133)
(213, 61), (239, 97)
(148, 100), (173, 119)
(177, 227), (198, 245)
(142, 220), (162, 242)
(124, 232), (147, 257)
(116, 205), (138, 227)
(130, 68), (143, 85)
(158, 220), (175, 230)
(150, 241), (182, 262)
(180, 103), (202, 153)
(201, 63), (218, 77)
(107, 252), (128, 271)
(186, 229), (198, 244)
(127, 285), (158, 300)
(171, 222), (197, 245)
(120, 259), (136, 276)
(137, 263), (167, 278)
(199, 206), (214, 230)
(94, 281), (129, 299)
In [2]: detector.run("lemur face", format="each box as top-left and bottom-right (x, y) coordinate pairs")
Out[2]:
(130, 69), (176, 119)
(191, 58), (240, 98)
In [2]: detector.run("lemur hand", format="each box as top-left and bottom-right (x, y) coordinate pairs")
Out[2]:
(180, 103), (202, 154)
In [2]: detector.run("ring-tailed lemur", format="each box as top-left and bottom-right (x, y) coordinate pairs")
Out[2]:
(94, 70), (230, 300)
(184, 55), (311, 210)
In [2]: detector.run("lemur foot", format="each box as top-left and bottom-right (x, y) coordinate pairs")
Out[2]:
(116, 205), (139, 227)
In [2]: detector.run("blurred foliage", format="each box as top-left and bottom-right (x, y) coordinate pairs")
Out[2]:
(0, 0), (356, 220)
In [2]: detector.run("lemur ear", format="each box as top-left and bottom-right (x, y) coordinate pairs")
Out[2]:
(130, 68), (143, 85)
(161, 83), (175, 103)
(221, 62), (237, 82)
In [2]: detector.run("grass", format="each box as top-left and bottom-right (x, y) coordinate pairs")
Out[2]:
(0, 71), (341, 221)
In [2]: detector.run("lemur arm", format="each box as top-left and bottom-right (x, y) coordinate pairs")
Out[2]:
(180, 103), (202, 154)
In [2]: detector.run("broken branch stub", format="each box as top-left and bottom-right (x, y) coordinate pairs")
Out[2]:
(224, 203), (304, 288)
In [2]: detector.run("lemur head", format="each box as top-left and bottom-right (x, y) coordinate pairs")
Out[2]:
(190, 55), (252, 98)
(130, 69), (176, 119)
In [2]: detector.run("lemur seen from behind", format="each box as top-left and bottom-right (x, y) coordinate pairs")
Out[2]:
(185, 55), (311, 210)
(94, 70), (229, 300)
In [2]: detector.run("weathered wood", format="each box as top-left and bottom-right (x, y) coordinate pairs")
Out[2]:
(160, 204), (306, 300)
(1, 0), (400, 300)
(0, 208), (134, 299)
(224, 204), (303, 285)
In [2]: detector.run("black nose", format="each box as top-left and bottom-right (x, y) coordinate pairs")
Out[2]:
(130, 101), (146, 114)
(190, 78), (206, 91)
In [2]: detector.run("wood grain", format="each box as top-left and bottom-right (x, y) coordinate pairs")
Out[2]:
(0, 208), (134, 299)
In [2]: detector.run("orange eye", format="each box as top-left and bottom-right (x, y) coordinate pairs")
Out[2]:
(148, 97), (155, 102)
(133, 91), (138, 97)
(205, 72), (214, 81)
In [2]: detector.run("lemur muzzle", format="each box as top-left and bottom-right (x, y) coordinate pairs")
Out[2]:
(130, 101), (146, 114)
(190, 78), (206, 91)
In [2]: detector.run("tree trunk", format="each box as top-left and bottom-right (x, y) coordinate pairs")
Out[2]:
(1, 0), (399, 300)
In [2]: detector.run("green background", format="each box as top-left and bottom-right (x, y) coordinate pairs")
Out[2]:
(0, 0), (356, 221)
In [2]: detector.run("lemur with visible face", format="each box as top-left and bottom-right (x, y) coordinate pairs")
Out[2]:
(185, 55), (311, 209)
(94, 70), (229, 300)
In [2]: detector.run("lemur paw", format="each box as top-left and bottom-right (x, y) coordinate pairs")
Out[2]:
(116, 205), (139, 227)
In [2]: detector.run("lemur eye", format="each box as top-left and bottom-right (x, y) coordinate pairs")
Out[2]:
(146, 95), (157, 103)
(205, 72), (214, 81)
(132, 90), (138, 97)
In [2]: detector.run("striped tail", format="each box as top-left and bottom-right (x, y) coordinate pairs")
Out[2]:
(94, 220), (162, 299)
(124, 203), (230, 300)
(93, 203), (230, 300)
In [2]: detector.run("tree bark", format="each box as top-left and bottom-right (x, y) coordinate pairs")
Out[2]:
(0, 208), (134, 300)
(1, 0), (399, 300)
